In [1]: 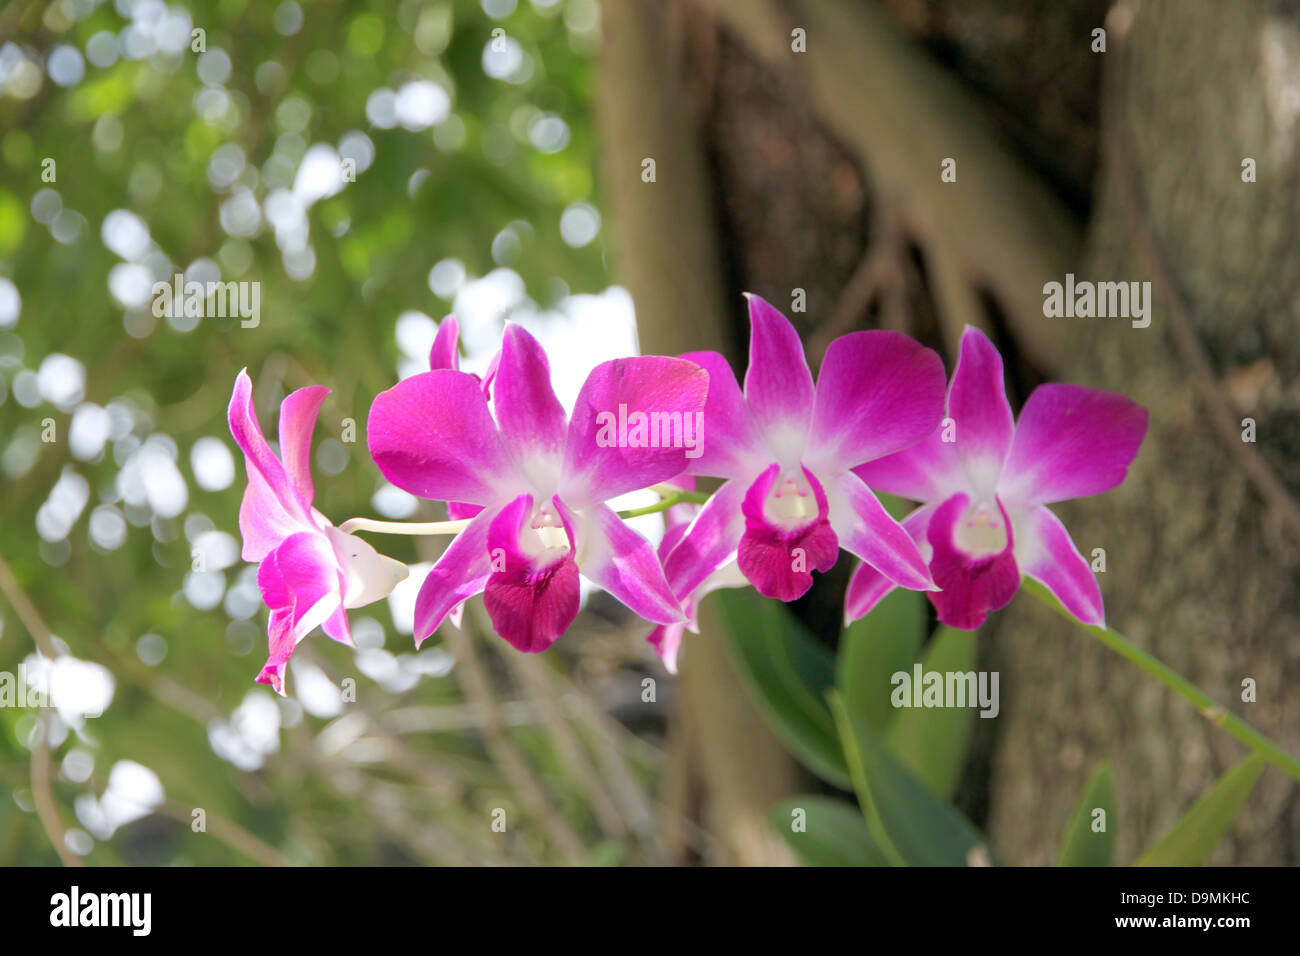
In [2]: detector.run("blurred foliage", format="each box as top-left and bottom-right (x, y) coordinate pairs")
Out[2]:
(0, 0), (671, 866)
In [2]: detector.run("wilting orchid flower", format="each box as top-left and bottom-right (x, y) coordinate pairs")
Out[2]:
(847, 326), (1148, 629)
(368, 324), (708, 652)
(663, 294), (946, 608)
(645, 477), (747, 673)
(229, 370), (407, 693)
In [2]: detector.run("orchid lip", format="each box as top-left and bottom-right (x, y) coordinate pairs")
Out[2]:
(953, 497), (1010, 559)
(763, 468), (821, 529)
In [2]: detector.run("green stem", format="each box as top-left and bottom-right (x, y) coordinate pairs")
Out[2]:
(617, 485), (712, 520)
(338, 517), (472, 536)
(1023, 578), (1300, 784)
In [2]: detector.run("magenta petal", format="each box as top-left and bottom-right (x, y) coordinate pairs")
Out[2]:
(808, 328), (946, 473)
(851, 433), (963, 505)
(678, 350), (767, 479)
(412, 507), (497, 643)
(743, 294), (815, 446)
(228, 370), (311, 524)
(446, 501), (484, 521)
(647, 622), (685, 673)
(561, 355), (709, 503)
(368, 369), (516, 505)
(277, 385), (330, 506)
(1015, 505), (1104, 627)
(925, 493), (1019, 630)
(737, 464), (838, 601)
(829, 470), (934, 591)
(662, 478), (747, 600)
(561, 498), (684, 626)
(495, 324), (568, 469)
(256, 609), (295, 694)
(429, 315), (461, 370)
(254, 532), (344, 688)
(1000, 384), (1149, 506)
(483, 494), (580, 652)
(238, 467), (305, 562)
(480, 349), (500, 400)
(843, 505), (935, 623)
(947, 327), (1013, 490)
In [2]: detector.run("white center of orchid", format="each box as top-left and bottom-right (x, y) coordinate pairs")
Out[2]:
(953, 499), (1008, 558)
(519, 503), (571, 562)
(763, 470), (818, 529)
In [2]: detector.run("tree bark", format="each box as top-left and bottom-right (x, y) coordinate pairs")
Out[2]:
(988, 0), (1300, 864)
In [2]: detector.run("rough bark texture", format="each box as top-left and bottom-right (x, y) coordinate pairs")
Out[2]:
(988, 0), (1300, 865)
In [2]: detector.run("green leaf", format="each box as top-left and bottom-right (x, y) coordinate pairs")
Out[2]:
(1135, 754), (1265, 866)
(838, 587), (926, 732)
(769, 796), (889, 866)
(713, 590), (851, 787)
(884, 626), (978, 799)
(1055, 763), (1116, 866)
(831, 693), (989, 866)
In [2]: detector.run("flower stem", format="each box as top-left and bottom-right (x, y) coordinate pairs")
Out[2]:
(337, 517), (473, 536)
(1023, 578), (1300, 784)
(618, 485), (712, 520)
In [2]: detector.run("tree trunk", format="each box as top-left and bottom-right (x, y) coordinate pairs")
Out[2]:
(988, 0), (1300, 864)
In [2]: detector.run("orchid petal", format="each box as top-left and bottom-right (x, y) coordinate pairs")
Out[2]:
(559, 498), (683, 626)
(662, 478), (747, 600)
(843, 504), (935, 623)
(678, 350), (767, 479)
(1000, 384), (1148, 506)
(947, 326), (1014, 493)
(1014, 505), (1105, 627)
(742, 294), (815, 457)
(483, 494), (580, 653)
(737, 464), (838, 601)
(368, 369), (517, 505)
(495, 324), (568, 478)
(238, 466), (306, 562)
(827, 470), (934, 591)
(412, 506), (498, 643)
(228, 369), (311, 525)
(807, 329), (946, 473)
(925, 493), (1019, 630)
(323, 526), (408, 608)
(561, 356), (709, 503)
(429, 314), (461, 370)
(277, 385), (330, 506)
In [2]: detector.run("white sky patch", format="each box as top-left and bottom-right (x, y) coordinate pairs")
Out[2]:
(208, 690), (282, 771)
(24, 653), (115, 727)
(372, 481), (419, 519)
(395, 80), (451, 130)
(290, 659), (344, 718)
(191, 435), (235, 491)
(0, 277), (20, 328)
(75, 760), (165, 840)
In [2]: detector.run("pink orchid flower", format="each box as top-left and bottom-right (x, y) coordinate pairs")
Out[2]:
(645, 477), (747, 673)
(662, 294), (947, 607)
(847, 326), (1148, 630)
(229, 370), (407, 693)
(367, 324), (709, 652)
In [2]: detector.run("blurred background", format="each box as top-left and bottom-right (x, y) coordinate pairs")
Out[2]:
(1, 0), (1296, 866)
